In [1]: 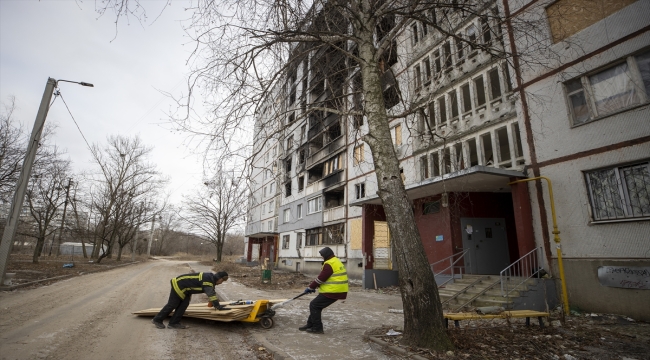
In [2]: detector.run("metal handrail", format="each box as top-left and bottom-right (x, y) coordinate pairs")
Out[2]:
(431, 249), (471, 288)
(500, 246), (543, 298)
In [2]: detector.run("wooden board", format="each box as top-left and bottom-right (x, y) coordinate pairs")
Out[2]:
(132, 300), (288, 322)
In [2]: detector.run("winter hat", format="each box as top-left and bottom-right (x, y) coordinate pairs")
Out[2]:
(319, 247), (335, 260)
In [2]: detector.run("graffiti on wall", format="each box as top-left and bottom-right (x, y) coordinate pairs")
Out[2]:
(597, 266), (650, 290)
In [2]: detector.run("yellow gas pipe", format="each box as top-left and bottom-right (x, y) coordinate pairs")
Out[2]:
(509, 176), (570, 316)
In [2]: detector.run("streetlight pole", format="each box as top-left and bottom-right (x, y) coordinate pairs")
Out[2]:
(0, 78), (92, 285)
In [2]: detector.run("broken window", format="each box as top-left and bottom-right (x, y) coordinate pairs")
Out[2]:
(420, 156), (430, 179)
(467, 138), (479, 167)
(461, 83), (472, 113)
(481, 133), (494, 166)
(496, 126), (511, 167)
(489, 68), (502, 100)
(431, 152), (440, 177)
(474, 75), (486, 107)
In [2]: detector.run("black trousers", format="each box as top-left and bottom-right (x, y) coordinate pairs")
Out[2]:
(153, 286), (191, 325)
(306, 294), (337, 330)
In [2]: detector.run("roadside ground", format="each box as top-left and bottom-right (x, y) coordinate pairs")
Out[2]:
(3, 256), (649, 359)
(204, 262), (649, 360)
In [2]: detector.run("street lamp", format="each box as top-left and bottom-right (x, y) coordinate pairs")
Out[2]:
(0, 78), (93, 285)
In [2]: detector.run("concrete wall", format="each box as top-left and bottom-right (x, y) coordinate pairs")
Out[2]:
(556, 259), (650, 321)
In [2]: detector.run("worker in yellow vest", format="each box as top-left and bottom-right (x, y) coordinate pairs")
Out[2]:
(152, 271), (229, 329)
(299, 247), (348, 334)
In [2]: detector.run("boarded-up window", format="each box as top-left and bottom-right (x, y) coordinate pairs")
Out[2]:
(350, 218), (362, 250)
(373, 221), (392, 270)
(547, 0), (637, 43)
(354, 144), (365, 164)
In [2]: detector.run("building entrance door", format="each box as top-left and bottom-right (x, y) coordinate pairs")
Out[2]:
(461, 218), (510, 275)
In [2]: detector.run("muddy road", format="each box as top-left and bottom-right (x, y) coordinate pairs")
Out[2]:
(0, 260), (259, 360)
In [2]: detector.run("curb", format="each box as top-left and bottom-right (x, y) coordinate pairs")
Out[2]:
(367, 335), (430, 360)
(0, 261), (140, 291)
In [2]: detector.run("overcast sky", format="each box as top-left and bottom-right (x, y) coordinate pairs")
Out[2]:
(0, 0), (207, 205)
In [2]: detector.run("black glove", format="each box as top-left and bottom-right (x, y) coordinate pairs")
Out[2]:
(212, 301), (220, 309)
(305, 287), (315, 294)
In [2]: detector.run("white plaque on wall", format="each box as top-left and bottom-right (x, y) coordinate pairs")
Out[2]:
(597, 266), (650, 290)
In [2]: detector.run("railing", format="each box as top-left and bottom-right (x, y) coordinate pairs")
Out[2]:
(305, 181), (323, 196)
(306, 136), (345, 168)
(323, 205), (346, 222)
(430, 249), (471, 288)
(500, 246), (543, 298)
(323, 170), (344, 188)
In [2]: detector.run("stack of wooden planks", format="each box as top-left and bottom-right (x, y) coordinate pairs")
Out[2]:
(132, 300), (287, 322)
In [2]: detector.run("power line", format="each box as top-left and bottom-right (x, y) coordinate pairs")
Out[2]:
(58, 91), (94, 155)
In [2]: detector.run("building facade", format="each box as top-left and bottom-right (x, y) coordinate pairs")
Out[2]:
(243, 0), (650, 319)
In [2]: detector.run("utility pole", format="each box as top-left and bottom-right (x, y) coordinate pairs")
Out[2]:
(0, 78), (56, 284)
(52, 179), (73, 256)
(146, 215), (156, 258)
(0, 78), (93, 285)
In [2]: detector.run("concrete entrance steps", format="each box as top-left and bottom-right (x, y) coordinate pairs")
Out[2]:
(438, 274), (539, 311)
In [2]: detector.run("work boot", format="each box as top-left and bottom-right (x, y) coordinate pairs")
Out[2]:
(167, 323), (188, 329)
(152, 319), (166, 329)
(298, 324), (312, 331)
(305, 327), (324, 334)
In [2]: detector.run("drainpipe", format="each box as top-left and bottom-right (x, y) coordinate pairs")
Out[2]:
(509, 176), (569, 315)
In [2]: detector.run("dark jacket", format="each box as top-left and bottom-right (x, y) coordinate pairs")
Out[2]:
(171, 272), (220, 303)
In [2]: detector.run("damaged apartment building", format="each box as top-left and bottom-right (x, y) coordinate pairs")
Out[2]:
(244, 0), (650, 320)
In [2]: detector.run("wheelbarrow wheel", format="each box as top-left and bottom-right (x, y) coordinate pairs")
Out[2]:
(260, 317), (274, 329)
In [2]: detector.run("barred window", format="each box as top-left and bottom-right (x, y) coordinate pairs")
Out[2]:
(585, 162), (650, 221)
(323, 223), (345, 245)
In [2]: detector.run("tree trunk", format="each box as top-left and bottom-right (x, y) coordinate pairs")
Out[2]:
(356, 24), (453, 351)
(32, 236), (45, 263)
(116, 243), (123, 261)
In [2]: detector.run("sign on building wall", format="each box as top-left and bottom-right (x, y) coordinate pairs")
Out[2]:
(597, 266), (650, 290)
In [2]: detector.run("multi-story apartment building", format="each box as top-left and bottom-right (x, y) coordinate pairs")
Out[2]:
(244, 0), (649, 319)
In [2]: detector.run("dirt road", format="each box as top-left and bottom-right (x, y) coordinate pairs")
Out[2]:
(0, 259), (259, 360)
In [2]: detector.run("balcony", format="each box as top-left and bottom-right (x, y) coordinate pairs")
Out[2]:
(305, 180), (324, 196)
(306, 136), (345, 169)
(323, 205), (346, 223)
(323, 169), (345, 189)
(244, 222), (261, 237)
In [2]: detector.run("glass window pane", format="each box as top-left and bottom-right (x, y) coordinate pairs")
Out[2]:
(621, 164), (650, 217)
(589, 62), (638, 116)
(569, 92), (590, 125)
(635, 51), (650, 96)
(587, 169), (625, 220)
(565, 78), (583, 93)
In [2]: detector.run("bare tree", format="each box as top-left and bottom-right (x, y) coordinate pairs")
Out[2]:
(222, 232), (245, 256)
(181, 170), (247, 261)
(0, 97), (25, 206)
(24, 149), (72, 263)
(89, 135), (166, 263)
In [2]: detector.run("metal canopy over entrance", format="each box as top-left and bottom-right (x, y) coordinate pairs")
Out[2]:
(350, 165), (526, 206)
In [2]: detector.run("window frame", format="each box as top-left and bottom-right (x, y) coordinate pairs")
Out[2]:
(564, 52), (650, 127)
(585, 161), (650, 222)
(307, 196), (323, 214)
(282, 234), (290, 249)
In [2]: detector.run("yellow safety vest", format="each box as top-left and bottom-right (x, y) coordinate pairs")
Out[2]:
(319, 257), (349, 293)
